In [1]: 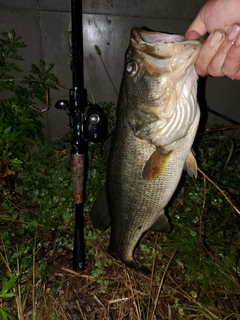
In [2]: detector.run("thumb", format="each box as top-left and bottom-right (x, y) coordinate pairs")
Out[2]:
(185, 30), (202, 40)
(185, 12), (208, 39)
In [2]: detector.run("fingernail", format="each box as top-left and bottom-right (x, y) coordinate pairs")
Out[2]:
(235, 34), (240, 46)
(228, 24), (240, 41)
(209, 30), (224, 48)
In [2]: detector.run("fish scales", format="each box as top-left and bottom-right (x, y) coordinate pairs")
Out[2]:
(90, 27), (202, 271)
(108, 94), (200, 268)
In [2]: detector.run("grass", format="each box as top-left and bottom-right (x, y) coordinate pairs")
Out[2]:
(0, 124), (240, 319)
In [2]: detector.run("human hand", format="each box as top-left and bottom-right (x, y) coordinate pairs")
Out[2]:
(185, 0), (240, 79)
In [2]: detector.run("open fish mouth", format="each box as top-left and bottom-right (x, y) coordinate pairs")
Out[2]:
(130, 27), (202, 60)
(131, 27), (185, 44)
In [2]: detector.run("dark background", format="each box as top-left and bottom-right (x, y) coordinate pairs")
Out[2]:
(1, 0), (239, 138)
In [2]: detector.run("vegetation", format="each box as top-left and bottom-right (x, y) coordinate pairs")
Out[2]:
(0, 30), (58, 189)
(1, 30), (240, 319)
(1, 122), (240, 320)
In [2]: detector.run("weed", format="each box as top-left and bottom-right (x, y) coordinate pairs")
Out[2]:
(0, 275), (18, 320)
(0, 30), (58, 189)
(1, 126), (240, 318)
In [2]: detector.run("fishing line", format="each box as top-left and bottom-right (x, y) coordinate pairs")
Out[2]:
(84, 55), (99, 104)
(94, 45), (119, 97)
(197, 167), (240, 216)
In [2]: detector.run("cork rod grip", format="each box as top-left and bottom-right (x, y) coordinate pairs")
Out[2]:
(71, 154), (85, 204)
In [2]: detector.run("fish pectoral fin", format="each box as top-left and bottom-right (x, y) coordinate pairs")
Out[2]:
(184, 149), (198, 178)
(149, 211), (173, 233)
(142, 147), (172, 181)
(90, 183), (111, 230)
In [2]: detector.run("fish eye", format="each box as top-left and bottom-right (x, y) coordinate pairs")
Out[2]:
(125, 61), (138, 76)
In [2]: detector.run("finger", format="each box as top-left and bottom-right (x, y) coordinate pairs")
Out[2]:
(195, 30), (225, 76)
(222, 43), (240, 79)
(222, 27), (240, 79)
(185, 30), (201, 40)
(207, 29), (237, 77)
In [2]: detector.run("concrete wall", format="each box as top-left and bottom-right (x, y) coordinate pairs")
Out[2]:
(1, 0), (239, 138)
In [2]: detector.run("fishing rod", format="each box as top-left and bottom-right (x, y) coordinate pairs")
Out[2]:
(56, 0), (108, 272)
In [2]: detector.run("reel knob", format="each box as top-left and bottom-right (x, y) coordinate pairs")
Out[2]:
(83, 104), (108, 143)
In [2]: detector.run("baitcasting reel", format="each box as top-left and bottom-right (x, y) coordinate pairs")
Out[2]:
(55, 100), (108, 143)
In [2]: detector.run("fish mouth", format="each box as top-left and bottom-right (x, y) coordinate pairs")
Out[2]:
(130, 27), (202, 53)
(130, 27), (202, 64)
(131, 27), (184, 44)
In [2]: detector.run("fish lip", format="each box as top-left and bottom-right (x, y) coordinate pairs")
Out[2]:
(131, 27), (144, 44)
(131, 26), (202, 46)
(130, 27), (202, 67)
(131, 27), (184, 44)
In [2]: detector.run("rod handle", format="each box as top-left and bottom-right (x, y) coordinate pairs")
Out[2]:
(71, 154), (85, 204)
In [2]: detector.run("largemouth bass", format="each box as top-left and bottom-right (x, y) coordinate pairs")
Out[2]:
(91, 27), (202, 270)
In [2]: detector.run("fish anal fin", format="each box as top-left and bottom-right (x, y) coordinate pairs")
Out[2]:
(90, 183), (111, 230)
(149, 210), (173, 233)
(142, 148), (172, 181)
(184, 149), (198, 178)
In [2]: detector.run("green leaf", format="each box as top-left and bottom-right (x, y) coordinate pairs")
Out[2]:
(0, 275), (19, 297)
(0, 307), (18, 320)
(30, 64), (40, 74)
(2, 127), (12, 139)
(0, 292), (16, 299)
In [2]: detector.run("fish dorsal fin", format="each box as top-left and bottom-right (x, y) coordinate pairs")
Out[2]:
(90, 183), (111, 230)
(149, 210), (173, 233)
(142, 147), (172, 181)
(184, 149), (198, 178)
